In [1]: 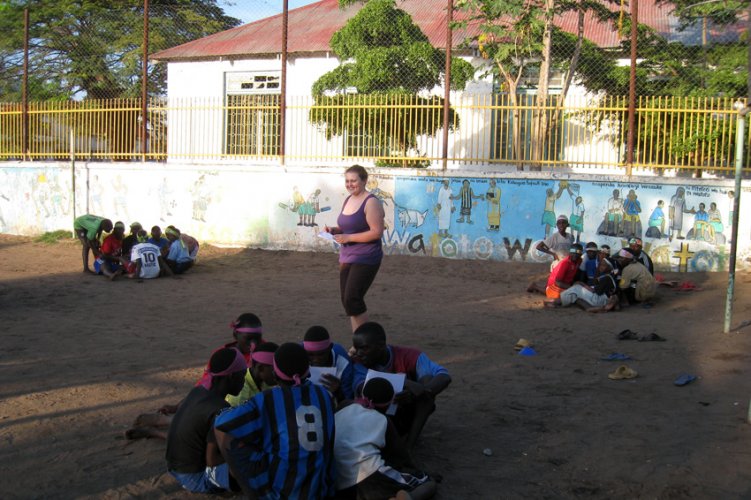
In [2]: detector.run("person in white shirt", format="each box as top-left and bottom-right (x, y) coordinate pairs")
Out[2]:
(334, 377), (436, 500)
(128, 229), (173, 279)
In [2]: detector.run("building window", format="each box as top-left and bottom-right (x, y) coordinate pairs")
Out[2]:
(224, 72), (280, 156)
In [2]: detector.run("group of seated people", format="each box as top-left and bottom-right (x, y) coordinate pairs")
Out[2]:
(528, 213), (657, 311)
(73, 214), (199, 280)
(126, 313), (450, 499)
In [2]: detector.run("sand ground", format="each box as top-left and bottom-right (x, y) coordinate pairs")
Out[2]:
(2, 234), (751, 499)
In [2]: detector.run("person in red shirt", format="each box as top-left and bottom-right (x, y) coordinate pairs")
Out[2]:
(543, 243), (584, 303)
(95, 221), (127, 280)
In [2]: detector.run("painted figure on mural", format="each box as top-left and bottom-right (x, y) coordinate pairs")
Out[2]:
(113, 175), (129, 220)
(689, 202), (713, 242)
(301, 189), (325, 227)
(569, 196), (585, 243)
(485, 179), (501, 231)
(541, 183), (567, 238)
(452, 179), (483, 224)
(366, 178), (394, 207)
(668, 187), (695, 241)
(708, 202), (725, 244)
(646, 200), (666, 239)
(34, 174), (53, 218)
(191, 174), (211, 222)
(598, 189), (623, 237)
(435, 179), (454, 237)
(158, 177), (174, 221)
(621, 189), (642, 239)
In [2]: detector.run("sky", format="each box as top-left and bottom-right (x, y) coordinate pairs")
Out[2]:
(221, 0), (320, 24)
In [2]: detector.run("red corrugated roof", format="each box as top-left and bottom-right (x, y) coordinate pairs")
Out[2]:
(149, 0), (711, 61)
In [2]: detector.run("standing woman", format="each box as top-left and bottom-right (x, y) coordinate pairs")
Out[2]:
(325, 165), (385, 332)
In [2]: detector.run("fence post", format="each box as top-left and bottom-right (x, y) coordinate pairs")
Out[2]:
(141, 0), (149, 161)
(723, 105), (747, 333)
(70, 126), (76, 238)
(280, 0), (289, 166)
(625, 0), (638, 177)
(22, 8), (29, 160)
(441, 0), (453, 172)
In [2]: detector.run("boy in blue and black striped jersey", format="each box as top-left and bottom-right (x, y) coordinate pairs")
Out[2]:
(215, 342), (337, 499)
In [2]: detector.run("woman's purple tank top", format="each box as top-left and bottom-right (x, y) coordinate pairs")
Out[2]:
(337, 194), (383, 265)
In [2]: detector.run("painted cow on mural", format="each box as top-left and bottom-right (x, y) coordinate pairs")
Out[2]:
(398, 207), (428, 228)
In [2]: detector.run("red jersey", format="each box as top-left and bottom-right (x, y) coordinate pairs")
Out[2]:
(101, 235), (123, 257)
(546, 257), (578, 288)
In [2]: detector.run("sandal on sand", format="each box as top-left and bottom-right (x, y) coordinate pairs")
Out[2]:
(608, 365), (638, 380)
(617, 329), (639, 340)
(638, 333), (666, 342)
(674, 373), (697, 386)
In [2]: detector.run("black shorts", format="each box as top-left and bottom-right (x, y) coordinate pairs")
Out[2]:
(339, 262), (380, 316)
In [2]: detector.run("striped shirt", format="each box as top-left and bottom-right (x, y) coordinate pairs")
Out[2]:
(215, 381), (336, 499)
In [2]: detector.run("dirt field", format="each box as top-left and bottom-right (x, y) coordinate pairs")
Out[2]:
(2, 233), (751, 499)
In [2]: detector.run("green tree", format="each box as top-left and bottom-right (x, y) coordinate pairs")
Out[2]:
(0, 0), (240, 100)
(310, 0), (474, 166)
(457, 0), (619, 168)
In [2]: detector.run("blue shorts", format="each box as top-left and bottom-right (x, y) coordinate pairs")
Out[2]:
(169, 463), (230, 493)
(93, 259), (120, 275)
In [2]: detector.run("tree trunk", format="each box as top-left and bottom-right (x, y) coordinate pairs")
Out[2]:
(531, 0), (554, 171)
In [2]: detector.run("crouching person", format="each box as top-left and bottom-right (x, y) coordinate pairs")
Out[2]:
(165, 348), (247, 494)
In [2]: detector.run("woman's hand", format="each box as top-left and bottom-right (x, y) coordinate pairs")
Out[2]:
(333, 234), (350, 244)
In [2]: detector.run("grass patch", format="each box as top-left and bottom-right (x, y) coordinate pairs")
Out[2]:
(35, 230), (73, 244)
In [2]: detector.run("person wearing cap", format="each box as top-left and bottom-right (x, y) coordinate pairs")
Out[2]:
(334, 377), (437, 500)
(615, 248), (657, 305)
(95, 220), (127, 280)
(303, 325), (355, 402)
(627, 237), (654, 275)
(121, 222), (143, 257)
(551, 257), (619, 311)
(73, 214), (113, 273)
(165, 347), (247, 494)
(350, 321), (451, 450)
(579, 241), (601, 285)
(536, 214), (575, 262)
(215, 342), (336, 499)
(165, 225), (195, 274)
(538, 243), (583, 304)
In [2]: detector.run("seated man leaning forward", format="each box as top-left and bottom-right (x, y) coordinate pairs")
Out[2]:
(215, 343), (337, 499)
(165, 347), (247, 494)
(127, 229), (173, 279)
(548, 256), (619, 312)
(528, 243), (583, 301)
(164, 226), (196, 274)
(303, 325), (355, 403)
(616, 248), (657, 306)
(351, 321), (451, 449)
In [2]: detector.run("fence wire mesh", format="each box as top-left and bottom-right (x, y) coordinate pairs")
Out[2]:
(0, 0), (748, 171)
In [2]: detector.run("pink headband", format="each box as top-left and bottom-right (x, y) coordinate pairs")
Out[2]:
(355, 397), (392, 410)
(251, 351), (275, 366)
(200, 348), (248, 390)
(230, 322), (263, 335)
(303, 339), (331, 352)
(272, 357), (309, 386)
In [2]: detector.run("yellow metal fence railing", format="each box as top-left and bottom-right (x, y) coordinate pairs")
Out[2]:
(0, 95), (748, 173)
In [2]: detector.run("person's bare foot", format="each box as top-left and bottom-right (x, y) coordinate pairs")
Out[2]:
(543, 299), (560, 308)
(134, 413), (170, 428)
(125, 427), (154, 440)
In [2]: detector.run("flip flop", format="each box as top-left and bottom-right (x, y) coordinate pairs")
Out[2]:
(518, 346), (537, 356)
(608, 365), (638, 380)
(601, 353), (632, 361)
(638, 333), (666, 342)
(617, 329), (639, 340)
(674, 374), (697, 386)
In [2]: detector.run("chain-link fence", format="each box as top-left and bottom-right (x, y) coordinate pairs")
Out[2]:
(0, 0), (748, 172)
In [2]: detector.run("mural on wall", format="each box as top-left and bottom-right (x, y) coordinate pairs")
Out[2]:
(279, 186), (331, 227)
(384, 176), (745, 272)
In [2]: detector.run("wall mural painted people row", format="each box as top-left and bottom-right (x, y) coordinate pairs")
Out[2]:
(0, 164), (748, 273)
